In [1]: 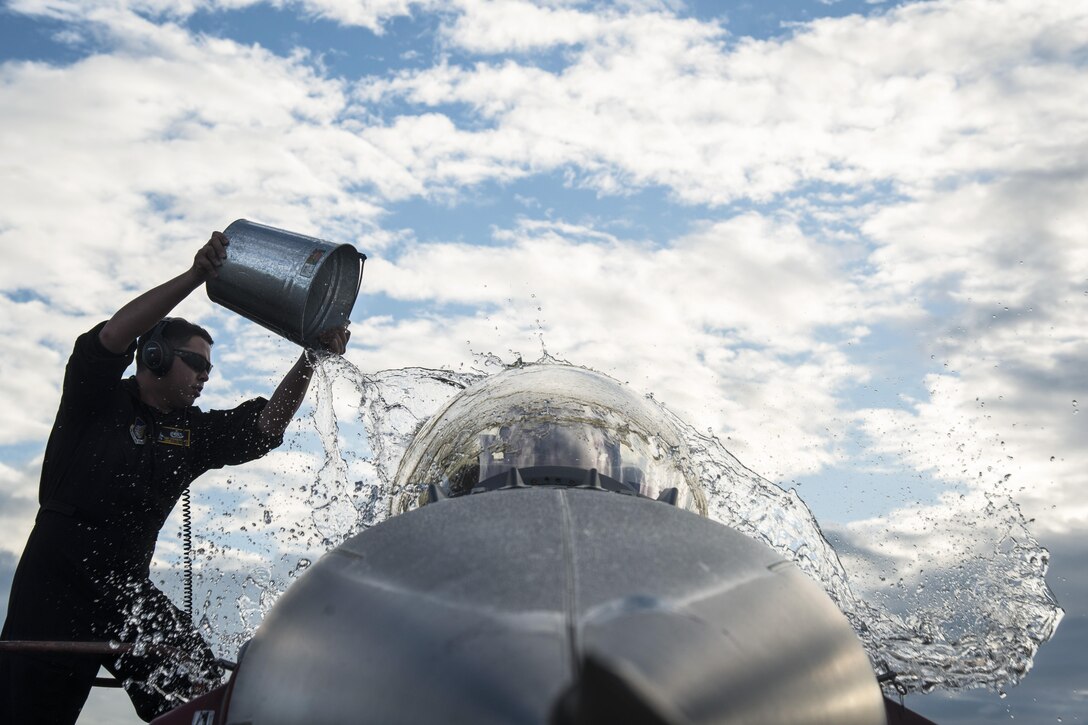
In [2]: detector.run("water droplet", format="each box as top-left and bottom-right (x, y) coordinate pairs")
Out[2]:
(295, 558), (312, 572)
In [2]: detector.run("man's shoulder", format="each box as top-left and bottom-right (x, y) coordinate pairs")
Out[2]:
(66, 321), (137, 377)
(55, 325), (139, 418)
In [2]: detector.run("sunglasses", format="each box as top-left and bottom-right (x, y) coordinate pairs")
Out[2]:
(175, 349), (213, 375)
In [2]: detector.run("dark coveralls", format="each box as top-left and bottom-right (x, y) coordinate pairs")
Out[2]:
(1, 322), (283, 723)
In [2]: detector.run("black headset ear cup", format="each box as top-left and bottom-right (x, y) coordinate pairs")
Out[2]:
(140, 319), (174, 376)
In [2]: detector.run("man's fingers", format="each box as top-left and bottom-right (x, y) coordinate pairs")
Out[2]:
(192, 231), (231, 281)
(193, 245), (221, 279)
(207, 232), (229, 261)
(203, 247), (222, 268)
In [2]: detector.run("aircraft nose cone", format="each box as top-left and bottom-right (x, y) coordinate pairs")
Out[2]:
(222, 489), (885, 725)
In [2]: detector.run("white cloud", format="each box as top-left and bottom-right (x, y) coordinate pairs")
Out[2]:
(0, 459), (40, 555)
(863, 175), (1088, 302)
(852, 164), (1088, 535)
(354, 0), (1088, 205)
(856, 367), (1088, 535)
(0, 35), (380, 300)
(442, 0), (608, 53)
(357, 213), (883, 478)
(373, 214), (865, 342)
(8, 0), (430, 33)
(290, 0), (428, 31)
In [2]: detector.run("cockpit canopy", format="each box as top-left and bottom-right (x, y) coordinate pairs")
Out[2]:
(393, 364), (708, 515)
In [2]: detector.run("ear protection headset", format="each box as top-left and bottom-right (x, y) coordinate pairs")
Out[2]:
(139, 318), (175, 377)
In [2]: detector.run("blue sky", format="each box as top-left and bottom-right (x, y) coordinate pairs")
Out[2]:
(1, 0), (1086, 721)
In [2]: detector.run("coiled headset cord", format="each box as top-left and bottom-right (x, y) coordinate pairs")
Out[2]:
(181, 486), (193, 623)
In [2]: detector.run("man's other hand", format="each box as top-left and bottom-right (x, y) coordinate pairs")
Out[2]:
(317, 326), (350, 355)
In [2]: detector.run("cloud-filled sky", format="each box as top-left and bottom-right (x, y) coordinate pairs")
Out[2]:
(1, 0), (1085, 721)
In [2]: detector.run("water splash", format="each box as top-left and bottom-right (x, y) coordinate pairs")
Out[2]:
(159, 354), (1060, 699)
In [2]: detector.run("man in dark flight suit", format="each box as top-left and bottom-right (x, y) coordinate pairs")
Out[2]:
(0, 231), (350, 723)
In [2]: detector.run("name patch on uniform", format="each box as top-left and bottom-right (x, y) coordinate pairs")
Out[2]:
(156, 426), (191, 447)
(130, 417), (148, 445)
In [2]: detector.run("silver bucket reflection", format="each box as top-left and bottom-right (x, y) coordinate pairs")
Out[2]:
(206, 219), (366, 349)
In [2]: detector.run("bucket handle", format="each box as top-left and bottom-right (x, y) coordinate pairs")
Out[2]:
(355, 251), (368, 297)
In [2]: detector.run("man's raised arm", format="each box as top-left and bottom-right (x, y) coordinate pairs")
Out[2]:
(257, 326), (351, 437)
(98, 231), (229, 354)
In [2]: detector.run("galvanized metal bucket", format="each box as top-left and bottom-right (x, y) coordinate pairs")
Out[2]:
(207, 219), (366, 349)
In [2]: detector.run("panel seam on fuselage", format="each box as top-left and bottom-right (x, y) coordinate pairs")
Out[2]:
(558, 489), (581, 678)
